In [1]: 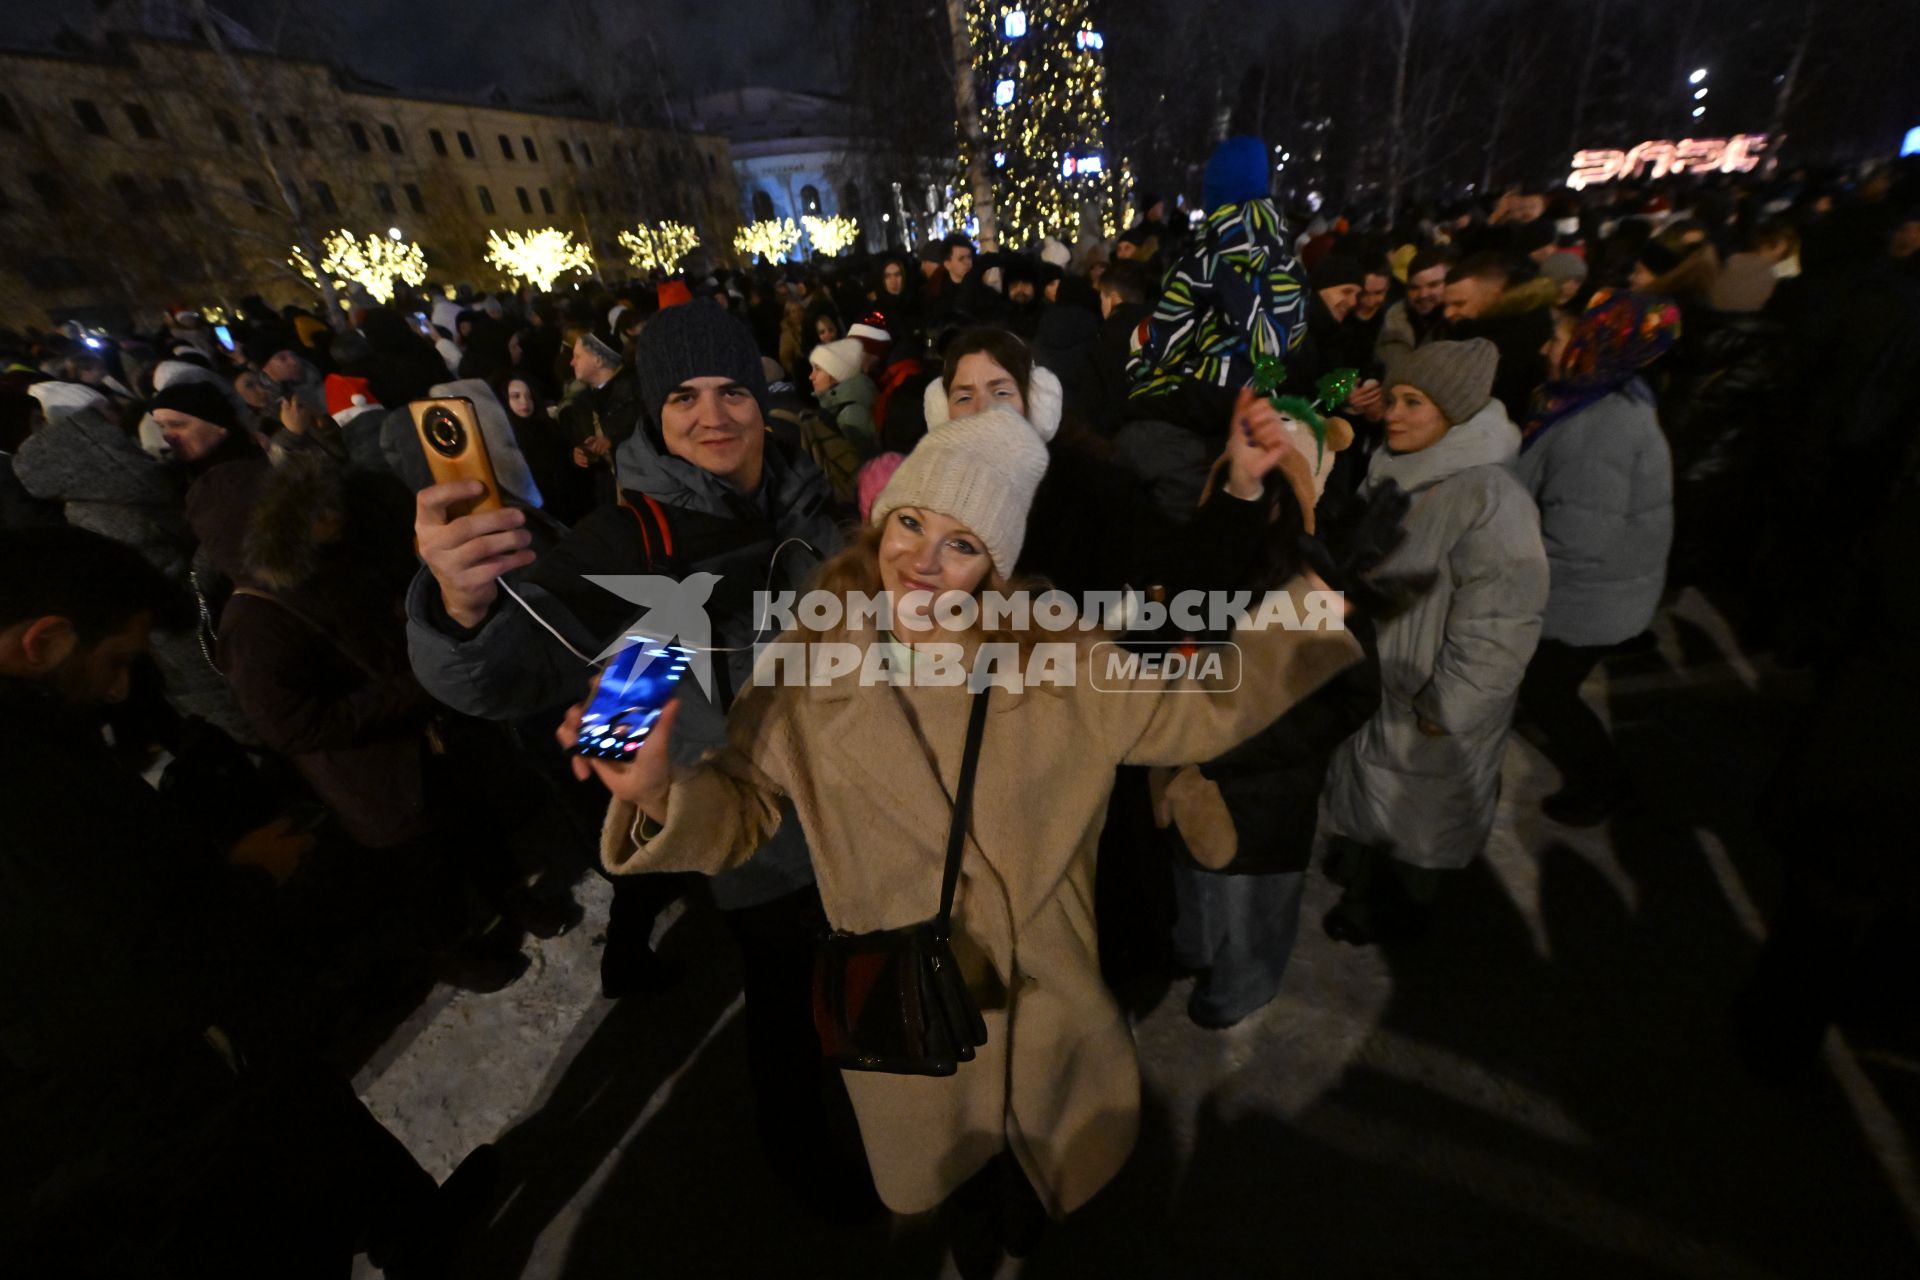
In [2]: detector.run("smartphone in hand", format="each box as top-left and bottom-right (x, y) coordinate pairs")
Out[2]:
(575, 641), (694, 760)
(410, 396), (502, 518)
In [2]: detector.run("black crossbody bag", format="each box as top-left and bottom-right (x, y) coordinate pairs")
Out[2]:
(811, 686), (991, 1076)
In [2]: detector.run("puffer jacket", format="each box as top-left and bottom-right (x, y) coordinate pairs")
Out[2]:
(1515, 381), (1673, 646)
(407, 426), (842, 908)
(1324, 401), (1548, 870)
(815, 372), (878, 456)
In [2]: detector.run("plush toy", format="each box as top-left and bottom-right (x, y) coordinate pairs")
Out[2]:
(1265, 395), (1354, 533)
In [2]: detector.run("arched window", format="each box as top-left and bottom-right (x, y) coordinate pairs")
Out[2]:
(751, 188), (774, 221)
(800, 183), (821, 215)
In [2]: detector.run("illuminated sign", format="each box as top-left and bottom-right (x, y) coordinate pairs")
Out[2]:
(1076, 29), (1103, 50)
(994, 78), (1016, 107)
(1566, 134), (1770, 189)
(1061, 153), (1105, 178)
(1005, 10), (1026, 38)
(1904, 126), (1920, 157)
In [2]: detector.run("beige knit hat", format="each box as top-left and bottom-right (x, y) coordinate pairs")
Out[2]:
(870, 407), (1049, 579)
(1383, 338), (1499, 424)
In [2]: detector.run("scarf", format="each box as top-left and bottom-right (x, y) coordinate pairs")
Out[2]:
(1522, 289), (1680, 450)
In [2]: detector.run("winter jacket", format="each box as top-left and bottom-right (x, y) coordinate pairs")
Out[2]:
(1373, 299), (1444, 368)
(1441, 278), (1558, 424)
(561, 368), (644, 508)
(188, 459), (433, 849)
(1324, 401), (1548, 870)
(14, 410), (253, 740)
(1127, 198), (1309, 430)
(407, 428), (841, 909)
(0, 677), (286, 1244)
(1515, 382), (1673, 646)
(814, 372), (878, 456)
(601, 592), (1362, 1217)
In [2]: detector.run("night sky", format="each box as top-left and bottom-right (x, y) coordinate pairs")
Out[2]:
(24, 0), (843, 101)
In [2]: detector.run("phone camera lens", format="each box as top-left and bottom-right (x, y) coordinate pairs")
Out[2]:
(423, 406), (466, 458)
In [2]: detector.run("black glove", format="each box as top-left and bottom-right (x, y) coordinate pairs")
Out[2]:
(1295, 480), (1431, 621)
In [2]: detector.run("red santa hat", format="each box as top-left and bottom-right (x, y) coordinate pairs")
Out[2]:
(848, 311), (891, 360)
(324, 373), (381, 427)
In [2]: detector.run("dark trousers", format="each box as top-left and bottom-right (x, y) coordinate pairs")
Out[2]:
(1518, 638), (1624, 799)
(723, 885), (877, 1206)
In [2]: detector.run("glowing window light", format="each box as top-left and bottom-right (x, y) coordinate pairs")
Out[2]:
(1004, 9), (1026, 38)
(994, 79), (1016, 107)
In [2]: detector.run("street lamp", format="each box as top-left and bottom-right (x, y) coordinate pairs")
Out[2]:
(388, 226), (403, 240)
(1689, 68), (1708, 85)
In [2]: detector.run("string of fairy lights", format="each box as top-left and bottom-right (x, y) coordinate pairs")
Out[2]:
(961, 1), (1127, 244)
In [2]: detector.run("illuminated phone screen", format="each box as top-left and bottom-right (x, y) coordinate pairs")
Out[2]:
(574, 641), (693, 760)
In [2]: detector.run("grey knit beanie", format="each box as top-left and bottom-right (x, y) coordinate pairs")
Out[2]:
(1384, 338), (1499, 424)
(633, 302), (767, 421)
(870, 407), (1050, 579)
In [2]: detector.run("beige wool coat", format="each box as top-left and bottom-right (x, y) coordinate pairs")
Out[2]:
(602, 583), (1361, 1217)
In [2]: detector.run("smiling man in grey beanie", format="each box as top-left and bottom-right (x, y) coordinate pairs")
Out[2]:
(406, 297), (859, 1206)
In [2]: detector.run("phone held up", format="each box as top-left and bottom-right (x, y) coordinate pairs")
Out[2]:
(410, 396), (502, 518)
(575, 641), (694, 761)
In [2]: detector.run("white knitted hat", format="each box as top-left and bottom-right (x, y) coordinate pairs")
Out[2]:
(870, 407), (1049, 579)
(808, 337), (863, 384)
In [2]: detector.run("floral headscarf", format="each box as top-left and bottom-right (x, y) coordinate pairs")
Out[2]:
(1522, 289), (1682, 450)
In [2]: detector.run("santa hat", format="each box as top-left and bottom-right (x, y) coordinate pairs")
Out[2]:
(324, 373), (382, 427)
(847, 312), (891, 360)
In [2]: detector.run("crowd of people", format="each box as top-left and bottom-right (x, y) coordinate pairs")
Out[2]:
(3, 132), (1918, 1275)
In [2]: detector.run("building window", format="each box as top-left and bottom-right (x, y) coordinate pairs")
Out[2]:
(405, 183), (425, 213)
(214, 110), (241, 145)
(800, 184), (821, 214)
(559, 140), (573, 165)
(522, 136), (537, 161)
(375, 182), (395, 212)
(110, 174), (143, 205)
(752, 189), (775, 221)
(242, 178), (270, 212)
(516, 187), (531, 213)
(286, 115), (312, 148)
(159, 177), (192, 213)
(477, 185), (494, 213)
(255, 113), (278, 145)
(0, 93), (20, 132)
(498, 134), (513, 159)
(581, 141), (593, 166)
(382, 124), (403, 153)
(29, 172), (66, 210)
(457, 130), (475, 158)
(430, 128), (447, 156)
(124, 104), (159, 138)
(73, 100), (109, 136)
(539, 187), (554, 213)
(348, 121), (370, 151)
(312, 180), (337, 213)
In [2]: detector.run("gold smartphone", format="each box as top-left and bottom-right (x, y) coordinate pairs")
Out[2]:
(410, 396), (502, 518)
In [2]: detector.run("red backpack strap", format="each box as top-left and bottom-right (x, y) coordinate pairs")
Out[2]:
(616, 492), (672, 569)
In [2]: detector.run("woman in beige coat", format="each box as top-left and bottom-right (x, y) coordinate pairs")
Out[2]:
(560, 396), (1361, 1244)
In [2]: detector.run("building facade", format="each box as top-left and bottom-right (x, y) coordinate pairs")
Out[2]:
(689, 88), (956, 260)
(0, 31), (741, 327)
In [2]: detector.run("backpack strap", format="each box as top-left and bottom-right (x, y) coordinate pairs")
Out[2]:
(616, 492), (675, 569)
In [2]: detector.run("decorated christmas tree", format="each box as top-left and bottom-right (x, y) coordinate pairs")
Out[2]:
(960, 1), (1126, 246)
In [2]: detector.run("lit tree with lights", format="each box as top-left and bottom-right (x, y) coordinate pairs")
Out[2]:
(290, 230), (429, 306)
(617, 221), (701, 275)
(484, 228), (594, 292)
(960, 1), (1124, 246)
(801, 214), (861, 258)
(734, 219), (803, 264)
